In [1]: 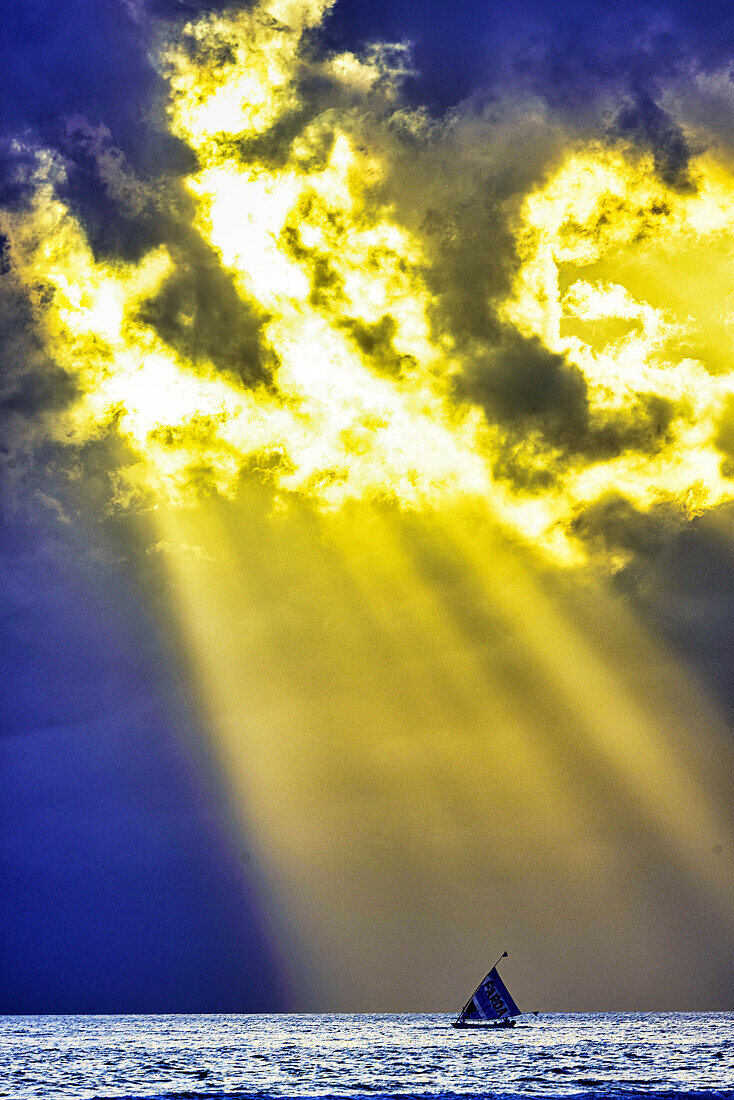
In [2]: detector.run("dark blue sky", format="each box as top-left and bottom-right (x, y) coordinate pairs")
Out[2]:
(0, 503), (287, 1012)
(6, 0), (734, 147)
(326, 0), (734, 105)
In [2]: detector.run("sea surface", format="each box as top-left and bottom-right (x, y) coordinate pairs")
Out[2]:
(1, 1012), (732, 1100)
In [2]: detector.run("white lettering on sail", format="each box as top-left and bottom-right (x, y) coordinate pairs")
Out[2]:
(483, 981), (509, 1016)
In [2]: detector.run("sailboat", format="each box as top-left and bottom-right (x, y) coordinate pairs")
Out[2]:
(452, 951), (525, 1029)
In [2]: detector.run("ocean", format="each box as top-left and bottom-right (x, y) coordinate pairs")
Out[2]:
(1, 1012), (732, 1100)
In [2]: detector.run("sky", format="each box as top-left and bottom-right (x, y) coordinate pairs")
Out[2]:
(1, 0), (734, 1013)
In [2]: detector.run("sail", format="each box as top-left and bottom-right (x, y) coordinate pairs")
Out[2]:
(460, 965), (521, 1022)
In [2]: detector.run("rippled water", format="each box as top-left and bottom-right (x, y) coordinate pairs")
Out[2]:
(1, 1012), (732, 1100)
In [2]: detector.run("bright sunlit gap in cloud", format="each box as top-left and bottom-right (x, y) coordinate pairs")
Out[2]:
(8, 0), (734, 552)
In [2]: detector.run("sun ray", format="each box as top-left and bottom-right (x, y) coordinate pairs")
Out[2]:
(149, 493), (734, 1008)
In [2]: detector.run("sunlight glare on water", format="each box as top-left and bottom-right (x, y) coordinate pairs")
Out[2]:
(2, 1012), (733, 1100)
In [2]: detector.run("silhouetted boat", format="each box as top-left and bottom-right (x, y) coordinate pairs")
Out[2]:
(452, 951), (526, 1029)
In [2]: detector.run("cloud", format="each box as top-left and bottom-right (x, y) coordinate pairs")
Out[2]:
(452, 330), (679, 497)
(455, 330), (589, 446)
(714, 395), (734, 478)
(134, 234), (274, 388)
(566, 489), (734, 726)
(0, 267), (79, 457)
(3, 0), (734, 566)
(569, 491), (681, 562)
(337, 314), (415, 378)
(52, 122), (171, 264)
(614, 89), (695, 190)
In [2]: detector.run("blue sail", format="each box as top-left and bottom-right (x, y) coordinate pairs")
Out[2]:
(462, 965), (521, 1022)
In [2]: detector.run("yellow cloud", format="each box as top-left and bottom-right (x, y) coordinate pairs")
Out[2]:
(6, 2), (734, 564)
(503, 144), (734, 541)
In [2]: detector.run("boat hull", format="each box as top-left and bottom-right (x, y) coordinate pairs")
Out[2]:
(452, 1018), (517, 1029)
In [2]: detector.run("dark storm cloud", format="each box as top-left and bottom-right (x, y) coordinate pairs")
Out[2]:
(0, 147), (41, 210)
(714, 395), (734, 479)
(4, 0), (711, 467)
(134, 234), (275, 387)
(456, 331), (589, 445)
(0, 0), (718, 508)
(569, 492), (734, 726)
(322, 0), (734, 205)
(0, 10), (276, 468)
(614, 90), (694, 190)
(337, 315), (416, 378)
(55, 120), (176, 263)
(454, 331), (678, 478)
(376, 102), (569, 352)
(420, 195), (515, 345)
(569, 492), (681, 561)
(0, 269), (79, 459)
(584, 394), (678, 461)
